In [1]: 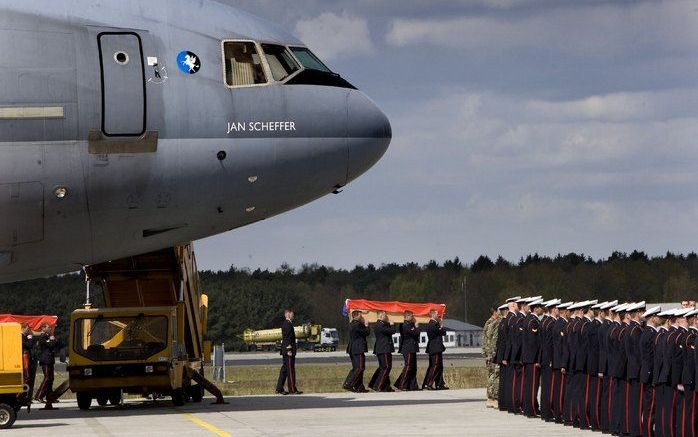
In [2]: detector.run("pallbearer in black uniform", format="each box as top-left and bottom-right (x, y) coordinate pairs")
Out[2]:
(423, 309), (449, 390)
(495, 302), (511, 411)
(35, 322), (60, 403)
(552, 301), (572, 423)
(369, 310), (396, 392)
(395, 310), (420, 391)
(624, 301), (646, 437)
(640, 305), (662, 437)
(539, 299), (561, 422)
(343, 310), (370, 393)
(20, 323), (36, 397)
(521, 298), (545, 417)
(276, 309), (302, 395)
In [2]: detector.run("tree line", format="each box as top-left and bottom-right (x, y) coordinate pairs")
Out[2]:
(0, 250), (696, 349)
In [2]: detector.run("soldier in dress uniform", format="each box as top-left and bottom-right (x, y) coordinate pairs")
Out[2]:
(394, 310), (420, 391)
(521, 298), (545, 417)
(654, 308), (675, 437)
(498, 297), (520, 412)
(369, 310), (396, 392)
(612, 304), (633, 435)
(563, 301), (583, 426)
(276, 309), (302, 395)
(676, 309), (696, 437)
(483, 307), (501, 408)
(35, 323), (60, 403)
(539, 299), (561, 422)
(20, 323), (36, 399)
(584, 301), (604, 431)
(640, 305), (662, 437)
(343, 310), (370, 393)
(552, 301), (572, 423)
(671, 308), (693, 437)
(423, 309), (449, 390)
(597, 300), (618, 433)
(605, 303), (626, 434)
(510, 297), (538, 414)
(624, 302), (647, 437)
(658, 308), (684, 437)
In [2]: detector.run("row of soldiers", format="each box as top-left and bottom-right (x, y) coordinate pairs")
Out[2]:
(493, 296), (697, 437)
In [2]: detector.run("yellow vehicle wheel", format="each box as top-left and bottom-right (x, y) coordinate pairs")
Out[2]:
(0, 403), (17, 429)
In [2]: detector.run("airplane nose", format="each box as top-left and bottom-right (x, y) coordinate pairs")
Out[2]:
(347, 90), (392, 183)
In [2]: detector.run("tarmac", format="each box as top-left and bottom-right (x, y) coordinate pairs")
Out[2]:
(7, 389), (596, 436)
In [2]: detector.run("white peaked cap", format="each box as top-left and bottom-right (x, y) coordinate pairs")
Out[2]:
(600, 300), (618, 310)
(658, 308), (677, 317)
(611, 303), (629, 312)
(592, 301), (606, 309)
(498, 304), (509, 310)
(642, 306), (661, 318)
(558, 302), (574, 309)
(674, 308), (693, 317)
(529, 298), (545, 307)
(686, 308), (698, 317)
(506, 296), (522, 303)
(526, 296), (543, 303)
(544, 299), (562, 308)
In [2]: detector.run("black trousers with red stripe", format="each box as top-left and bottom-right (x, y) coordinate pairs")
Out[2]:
(498, 364), (508, 411)
(512, 364), (524, 413)
(540, 365), (554, 420)
(625, 378), (643, 437)
(578, 373), (592, 429)
(611, 378), (626, 434)
(521, 363), (540, 417)
(504, 364), (517, 413)
(588, 375), (603, 431)
(565, 370), (578, 424)
(35, 363), (54, 400)
(642, 383), (655, 437)
(675, 385), (695, 437)
(552, 369), (566, 422)
(394, 352), (418, 391)
(276, 354), (298, 392)
(422, 352), (444, 389)
(344, 353), (366, 390)
(601, 376), (612, 432)
(654, 384), (669, 437)
(369, 353), (392, 391)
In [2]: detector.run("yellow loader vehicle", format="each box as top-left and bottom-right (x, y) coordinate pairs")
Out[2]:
(60, 244), (223, 410)
(0, 323), (29, 429)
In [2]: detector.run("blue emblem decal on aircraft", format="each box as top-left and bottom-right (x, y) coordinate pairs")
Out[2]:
(177, 51), (201, 74)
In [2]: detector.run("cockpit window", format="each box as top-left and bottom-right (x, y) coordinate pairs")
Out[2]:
(261, 44), (300, 81)
(223, 41), (267, 87)
(289, 47), (331, 73)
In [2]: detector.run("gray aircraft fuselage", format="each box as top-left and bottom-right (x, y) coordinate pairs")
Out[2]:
(0, 1), (391, 283)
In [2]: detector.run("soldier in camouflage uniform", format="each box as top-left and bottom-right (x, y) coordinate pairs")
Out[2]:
(482, 307), (501, 408)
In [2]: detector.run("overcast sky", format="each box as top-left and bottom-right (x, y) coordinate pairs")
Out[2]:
(197, 0), (698, 271)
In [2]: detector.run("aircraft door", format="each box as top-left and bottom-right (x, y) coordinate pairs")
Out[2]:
(98, 32), (146, 136)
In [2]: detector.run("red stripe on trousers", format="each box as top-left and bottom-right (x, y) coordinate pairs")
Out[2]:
(608, 379), (614, 424)
(531, 365), (538, 415)
(626, 381), (630, 433)
(647, 387), (655, 437)
(377, 354), (389, 390)
(596, 377), (602, 429)
(639, 383), (644, 437)
(401, 354), (411, 389)
(550, 372), (556, 414)
(670, 390), (677, 437)
(559, 374), (566, 414)
(584, 375), (590, 425)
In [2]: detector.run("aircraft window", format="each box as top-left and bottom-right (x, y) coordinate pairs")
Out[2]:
(290, 47), (331, 73)
(223, 41), (267, 87)
(261, 44), (300, 81)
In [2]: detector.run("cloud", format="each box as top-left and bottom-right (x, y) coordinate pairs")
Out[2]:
(385, 1), (698, 59)
(294, 12), (374, 60)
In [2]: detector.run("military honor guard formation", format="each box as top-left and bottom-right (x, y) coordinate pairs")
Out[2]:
(488, 296), (697, 437)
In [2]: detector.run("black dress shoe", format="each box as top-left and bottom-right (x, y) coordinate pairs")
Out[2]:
(289, 391), (303, 395)
(424, 385), (437, 391)
(436, 386), (450, 390)
(353, 388), (369, 393)
(382, 387), (395, 393)
(275, 390), (289, 395)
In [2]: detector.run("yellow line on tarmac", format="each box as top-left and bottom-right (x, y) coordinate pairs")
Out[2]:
(178, 410), (233, 437)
